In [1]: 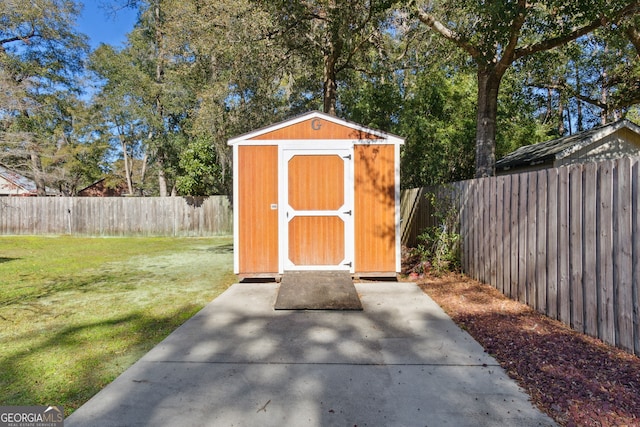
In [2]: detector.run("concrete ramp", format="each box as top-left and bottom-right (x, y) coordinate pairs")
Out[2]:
(274, 271), (363, 310)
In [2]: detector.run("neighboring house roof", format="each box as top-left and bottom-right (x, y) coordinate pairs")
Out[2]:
(0, 164), (38, 195)
(496, 119), (640, 171)
(77, 178), (128, 197)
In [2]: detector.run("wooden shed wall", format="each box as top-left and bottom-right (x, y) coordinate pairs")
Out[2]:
(249, 118), (378, 140)
(237, 145), (279, 274)
(354, 144), (396, 272)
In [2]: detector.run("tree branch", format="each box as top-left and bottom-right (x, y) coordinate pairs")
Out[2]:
(498, 0), (528, 70)
(624, 24), (640, 56)
(0, 29), (38, 46)
(514, 2), (640, 61)
(412, 5), (481, 59)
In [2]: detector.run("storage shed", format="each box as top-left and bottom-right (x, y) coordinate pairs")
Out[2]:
(228, 111), (405, 279)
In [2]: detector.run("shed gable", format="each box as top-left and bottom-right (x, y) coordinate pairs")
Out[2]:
(228, 111), (404, 146)
(249, 118), (378, 140)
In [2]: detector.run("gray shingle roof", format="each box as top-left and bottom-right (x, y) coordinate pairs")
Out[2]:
(0, 164), (37, 193)
(495, 119), (640, 170)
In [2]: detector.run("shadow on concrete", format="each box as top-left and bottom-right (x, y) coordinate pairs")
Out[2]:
(65, 282), (556, 427)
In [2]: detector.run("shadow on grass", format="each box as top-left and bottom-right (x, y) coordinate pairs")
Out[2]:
(0, 306), (200, 416)
(205, 243), (233, 254)
(0, 270), (143, 308)
(0, 257), (18, 264)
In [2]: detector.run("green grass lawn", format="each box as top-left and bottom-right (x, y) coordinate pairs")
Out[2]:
(0, 235), (235, 415)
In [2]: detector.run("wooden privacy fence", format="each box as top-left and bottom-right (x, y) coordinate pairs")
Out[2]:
(402, 157), (640, 357)
(0, 196), (233, 236)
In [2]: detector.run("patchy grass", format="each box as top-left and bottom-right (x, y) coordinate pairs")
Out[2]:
(0, 236), (235, 416)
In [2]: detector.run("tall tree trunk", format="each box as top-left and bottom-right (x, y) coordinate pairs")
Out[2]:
(322, 34), (342, 116)
(558, 95), (565, 135)
(323, 51), (338, 116)
(575, 66), (584, 132)
(154, 1), (168, 196)
(120, 136), (134, 195)
(139, 153), (148, 196)
(158, 156), (168, 197)
(475, 69), (502, 178)
(29, 148), (46, 196)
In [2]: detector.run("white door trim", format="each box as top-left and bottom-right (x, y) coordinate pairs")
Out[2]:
(278, 143), (354, 273)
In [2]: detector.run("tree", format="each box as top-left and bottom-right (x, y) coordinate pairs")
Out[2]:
(258, 0), (397, 115)
(411, 0), (640, 177)
(0, 0), (89, 194)
(98, 0), (295, 196)
(89, 43), (154, 195)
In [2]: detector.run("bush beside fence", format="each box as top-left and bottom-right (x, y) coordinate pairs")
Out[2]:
(402, 157), (640, 357)
(0, 196), (233, 236)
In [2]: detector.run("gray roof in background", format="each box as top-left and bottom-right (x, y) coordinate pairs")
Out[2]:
(495, 119), (640, 170)
(0, 164), (37, 193)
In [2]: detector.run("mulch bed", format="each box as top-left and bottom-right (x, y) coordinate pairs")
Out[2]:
(415, 273), (640, 427)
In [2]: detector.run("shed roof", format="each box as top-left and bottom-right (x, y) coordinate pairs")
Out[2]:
(495, 119), (640, 170)
(228, 111), (404, 145)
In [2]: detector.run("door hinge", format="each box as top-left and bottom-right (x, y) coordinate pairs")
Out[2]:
(343, 154), (352, 160)
(343, 261), (352, 267)
(343, 210), (352, 215)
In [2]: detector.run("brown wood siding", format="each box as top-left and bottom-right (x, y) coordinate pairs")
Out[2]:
(289, 216), (345, 265)
(354, 144), (396, 272)
(250, 118), (378, 140)
(238, 145), (278, 273)
(288, 155), (344, 210)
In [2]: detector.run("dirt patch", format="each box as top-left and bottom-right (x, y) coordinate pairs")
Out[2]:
(414, 273), (640, 427)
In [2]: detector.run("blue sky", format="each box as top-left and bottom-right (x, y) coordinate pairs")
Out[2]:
(76, 2), (138, 48)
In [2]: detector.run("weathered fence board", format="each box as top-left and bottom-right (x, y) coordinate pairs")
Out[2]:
(535, 170), (548, 314)
(527, 171), (538, 308)
(496, 176), (505, 295)
(0, 196), (232, 236)
(569, 165), (584, 333)
(597, 161), (616, 346)
(558, 167), (571, 325)
(400, 156), (640, 357)
(614, 158), (634, 352)
(633, 160), (640, 355)
(583, 162), (598, 337)
(546, 168), (559, 320)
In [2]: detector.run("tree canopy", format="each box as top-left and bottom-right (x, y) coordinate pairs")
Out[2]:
(1, 0), (639, 194)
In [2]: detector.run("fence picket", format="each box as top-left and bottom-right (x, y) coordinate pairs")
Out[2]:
(510, 174), (520, 299)
(597, 161), (616, 345)
(502, 175), (512, 296)
(536, 170), (548, 314)
(632, 159), (640, 355)
(518, 173), (528, 304)
(496, 176), (505, 294)
(558, 167), (571, 325)
(489, 178), (497, 288)
(527, 172), (538, 308)
(613, 158), (634, 352)
(547, 169), (559, 320)
(583, 162), (598, 337)
(569, 165), (584, 333)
